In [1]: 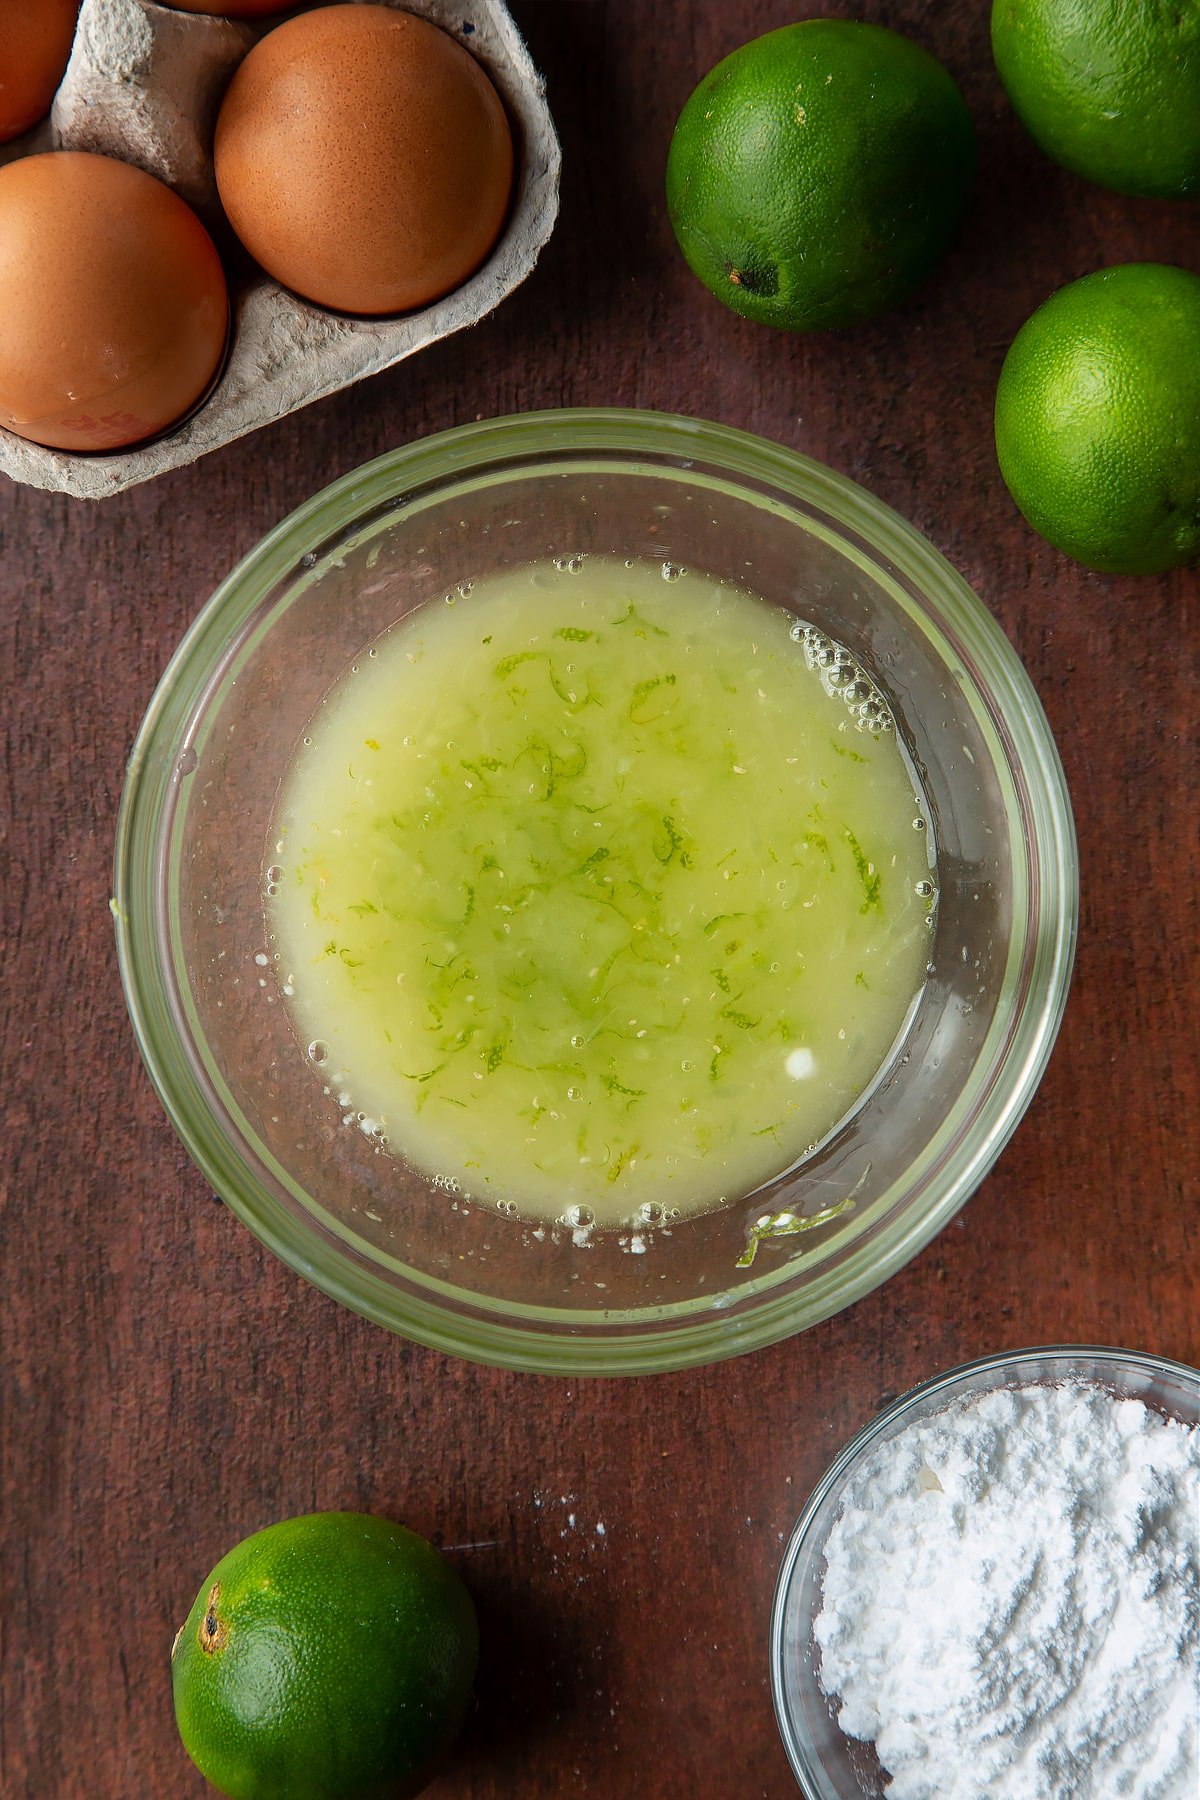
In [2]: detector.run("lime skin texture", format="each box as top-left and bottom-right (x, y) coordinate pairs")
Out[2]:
(994, 263), (1200, 575)
(665, 19), (976, 332)
(992, 0), (1200, 200)
(171, 1512), (479, 1800)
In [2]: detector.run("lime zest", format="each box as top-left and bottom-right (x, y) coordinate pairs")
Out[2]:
(844, 828), (882, 912)
(602, 1074), (646, 1107)
(735, 1194), (856, 1268)
(606, 1143), (641, 1182)
(704, 911), (747, 938)
(629, 672), (678, 722)
(652, 813), (691, 867)
(402, 1061), (447, 1082)
(609, 600), (669, 637)
(494, 649), (540, 680)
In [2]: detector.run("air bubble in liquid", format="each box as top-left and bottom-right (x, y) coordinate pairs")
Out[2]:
(307, 1040), (330, 1065)
(661, 561), (684, 582)
(563, 1204), (594, 1229)
(915, 879), (935, 897)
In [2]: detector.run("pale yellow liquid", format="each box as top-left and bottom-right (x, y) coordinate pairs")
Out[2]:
(268, 559), (934, 1226)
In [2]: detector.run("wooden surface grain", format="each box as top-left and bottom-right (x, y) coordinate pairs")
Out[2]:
(2, 3), (1197, 1795)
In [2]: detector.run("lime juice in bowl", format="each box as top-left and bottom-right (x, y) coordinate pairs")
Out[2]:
(113, 410), (1077, 1372)
(268, 555), (935, 1232)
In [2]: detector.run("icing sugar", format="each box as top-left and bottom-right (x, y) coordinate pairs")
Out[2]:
(814, 1381), (1200, 1799)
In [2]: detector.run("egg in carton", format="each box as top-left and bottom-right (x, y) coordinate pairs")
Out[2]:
(0, 0), (561, 500)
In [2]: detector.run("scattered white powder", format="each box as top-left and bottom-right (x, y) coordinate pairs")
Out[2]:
(814, 1381), (1200, 1800)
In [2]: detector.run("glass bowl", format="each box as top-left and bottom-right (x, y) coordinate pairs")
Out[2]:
(113, 409), (1077, 1374)
(770, 1345), (1200, 1796)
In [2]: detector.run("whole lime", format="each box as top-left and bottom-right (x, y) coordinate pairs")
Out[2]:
(171, 1513), (479, 1799)
(995, 263), (1200, 574)
(665, 20), (975, 332)
(992, 0), (1200, 199)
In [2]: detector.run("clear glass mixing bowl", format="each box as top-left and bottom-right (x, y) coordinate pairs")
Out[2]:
(771, 1345), (1200, 1796)
(113, 409), (1077, 1373)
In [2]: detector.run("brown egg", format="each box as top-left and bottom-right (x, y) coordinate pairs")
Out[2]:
(0, 0), (79, 143)
(214, 4), (514, 315)
(0, 153), (229, 453)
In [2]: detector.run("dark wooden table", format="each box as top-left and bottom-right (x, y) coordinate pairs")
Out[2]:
(3, 3), (1197, 1795)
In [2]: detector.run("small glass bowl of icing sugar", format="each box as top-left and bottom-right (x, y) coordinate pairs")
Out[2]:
(771, 1345), (1200, 1800)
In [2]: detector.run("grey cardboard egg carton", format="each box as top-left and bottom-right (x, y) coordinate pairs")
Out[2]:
(0, 0), (561, 500)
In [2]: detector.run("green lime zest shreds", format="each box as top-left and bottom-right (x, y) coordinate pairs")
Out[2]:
(609, 601), (669, 637)
(735, 1195), (856, 1268)
(844, 828), (882, 913)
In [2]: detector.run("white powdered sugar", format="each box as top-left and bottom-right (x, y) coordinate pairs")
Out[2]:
(814, 1381), (1200, 1799)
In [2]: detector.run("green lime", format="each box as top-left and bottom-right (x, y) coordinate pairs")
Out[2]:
(994, 263), (1200, 574)
(992, 0), (1200, 199)
(171, 1513), (479, 1799)
(665, 20), (975, 332)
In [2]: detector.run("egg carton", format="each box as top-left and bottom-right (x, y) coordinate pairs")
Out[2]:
(0, 0), (561, 500)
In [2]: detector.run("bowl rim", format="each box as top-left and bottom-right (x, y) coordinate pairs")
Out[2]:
(113, 407), (1079, 1374)
(769, 1342), (1200, 1796)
